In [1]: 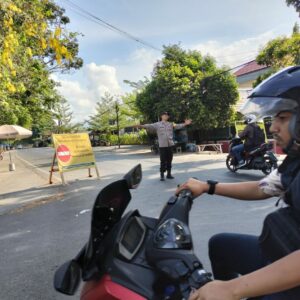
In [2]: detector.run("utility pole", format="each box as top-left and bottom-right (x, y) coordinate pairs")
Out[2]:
(115, 102), (121, 149)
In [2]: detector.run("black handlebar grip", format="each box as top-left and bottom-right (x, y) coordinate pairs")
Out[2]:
(180, 270), (212, 299)
(178, 189), (192, 198)
(185, 269), (212, 298)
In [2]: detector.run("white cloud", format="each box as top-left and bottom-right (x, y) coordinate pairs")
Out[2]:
(53, 50), (160, 122)
(55, 79), (94, 122)
(57, 80), (93, 108)
(86, 63), (121, 97)
(53, 63), (121, 122)
(191, 31), (277, 67)
(117, 48), (161, 89)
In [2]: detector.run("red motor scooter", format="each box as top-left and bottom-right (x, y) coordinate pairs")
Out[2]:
(54, 164), (211, 299)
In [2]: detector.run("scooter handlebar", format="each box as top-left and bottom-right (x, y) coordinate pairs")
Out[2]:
(177, 177), (199, 200)
(178, 189), (193, 199)
(180, 268), (212, 299)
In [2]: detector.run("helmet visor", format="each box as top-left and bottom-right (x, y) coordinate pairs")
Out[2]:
(240, 97), (298, 120)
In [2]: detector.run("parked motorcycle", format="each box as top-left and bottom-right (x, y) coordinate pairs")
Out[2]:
(54, 164), (212, 299)
(226, 137), (278, 175)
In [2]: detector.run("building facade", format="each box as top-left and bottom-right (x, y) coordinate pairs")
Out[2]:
(234, 60), (271, 111)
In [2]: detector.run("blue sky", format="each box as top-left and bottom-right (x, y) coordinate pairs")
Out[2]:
(53, 0), (299, 122)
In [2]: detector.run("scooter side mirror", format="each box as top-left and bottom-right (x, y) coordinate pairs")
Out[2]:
(54, 260), (81, 295)
(123, 164), (142, 189)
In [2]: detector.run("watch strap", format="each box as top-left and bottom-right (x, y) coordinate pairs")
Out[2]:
(207, 180), (218, 195)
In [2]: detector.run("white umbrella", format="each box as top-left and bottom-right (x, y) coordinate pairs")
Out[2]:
(0, 125), (32, 140)
(0, 125), (32, 171)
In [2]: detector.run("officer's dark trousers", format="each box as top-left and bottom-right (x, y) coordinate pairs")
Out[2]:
(159, 147), (173, 173)
(209, 233), (300, 299)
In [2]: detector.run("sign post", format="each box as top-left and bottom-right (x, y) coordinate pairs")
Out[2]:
(50, 133), (100, 184)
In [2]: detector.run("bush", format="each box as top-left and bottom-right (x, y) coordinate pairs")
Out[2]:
(105, 130), (148, 145)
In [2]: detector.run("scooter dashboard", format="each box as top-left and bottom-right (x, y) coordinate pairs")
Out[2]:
(117, 215), (147, 260)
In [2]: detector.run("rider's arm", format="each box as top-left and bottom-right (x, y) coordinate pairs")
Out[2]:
(229, 250), (300, 298)
(190, 251), (300, 299)
(177, 179), (270, 200)
(177, 169), (283, 200)
(214, 181), (269, 200)
(215, 169), (284, 200)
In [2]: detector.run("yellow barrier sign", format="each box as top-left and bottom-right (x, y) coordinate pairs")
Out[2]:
(50, 133), (100, 184)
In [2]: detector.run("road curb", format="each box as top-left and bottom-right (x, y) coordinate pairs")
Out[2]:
(15, 152), (60, 183)
(6, 192), (65, 215)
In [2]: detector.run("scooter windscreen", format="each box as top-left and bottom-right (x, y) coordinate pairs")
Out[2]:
(82, 179), (132, 280)
(92, 179), (132, 230)
(91, 163), (142, 234)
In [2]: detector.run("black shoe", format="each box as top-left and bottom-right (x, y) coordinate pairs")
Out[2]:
(166, 172), (174, 179)
(160, 172), (165, 181)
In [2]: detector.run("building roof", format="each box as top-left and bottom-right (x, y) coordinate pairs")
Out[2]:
(234, 60), (269, 77)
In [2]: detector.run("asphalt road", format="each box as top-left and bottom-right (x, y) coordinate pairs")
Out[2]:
(0, 147), (278, 299)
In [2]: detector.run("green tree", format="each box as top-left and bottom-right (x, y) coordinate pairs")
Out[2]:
(286, 0), (300, 15)
(123, 77), (150, 90)
(256, 34), (300, 68)
(31, 111), (55, 143)
(52, 97), (75, 133)
(120, 93), (143, 125)
(0, 0), (82, 127)
(121, 77), (146, 125)
(136, 45), (239, 129)
(293, 22), (300, 34)
(87, 93), (116, 132)
(253, 24), (300, 87)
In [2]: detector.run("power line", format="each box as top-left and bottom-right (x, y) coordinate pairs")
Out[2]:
(60, 3), (114, 33)
(218, 54), (257, 70)
(61, 0), (161, 52)
(202, 60), (256, 81)
(59, 0), (259, 83)
(61, 0), (256, 66)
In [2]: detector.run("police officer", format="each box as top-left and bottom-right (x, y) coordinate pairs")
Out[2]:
(177, 66), (300, 299)
(136, 112), (192, 181)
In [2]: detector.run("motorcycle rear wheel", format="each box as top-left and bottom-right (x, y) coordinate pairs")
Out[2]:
(226, 155), (237, 172)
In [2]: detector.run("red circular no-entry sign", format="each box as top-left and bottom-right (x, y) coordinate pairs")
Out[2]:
(56, 144), (71, 163)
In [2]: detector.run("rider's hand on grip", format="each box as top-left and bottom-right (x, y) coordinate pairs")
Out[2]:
(178, 189), (193, 199)
(180, 268), (212, 300)
(176, 178), (208, 198)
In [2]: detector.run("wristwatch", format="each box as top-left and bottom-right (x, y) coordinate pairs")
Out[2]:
(207, 180), (219, 195)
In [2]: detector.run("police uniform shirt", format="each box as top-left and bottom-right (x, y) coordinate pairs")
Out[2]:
(142, 121), (185, 148)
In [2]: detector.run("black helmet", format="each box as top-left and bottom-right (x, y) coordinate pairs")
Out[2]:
(241, 66), (300, 142)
